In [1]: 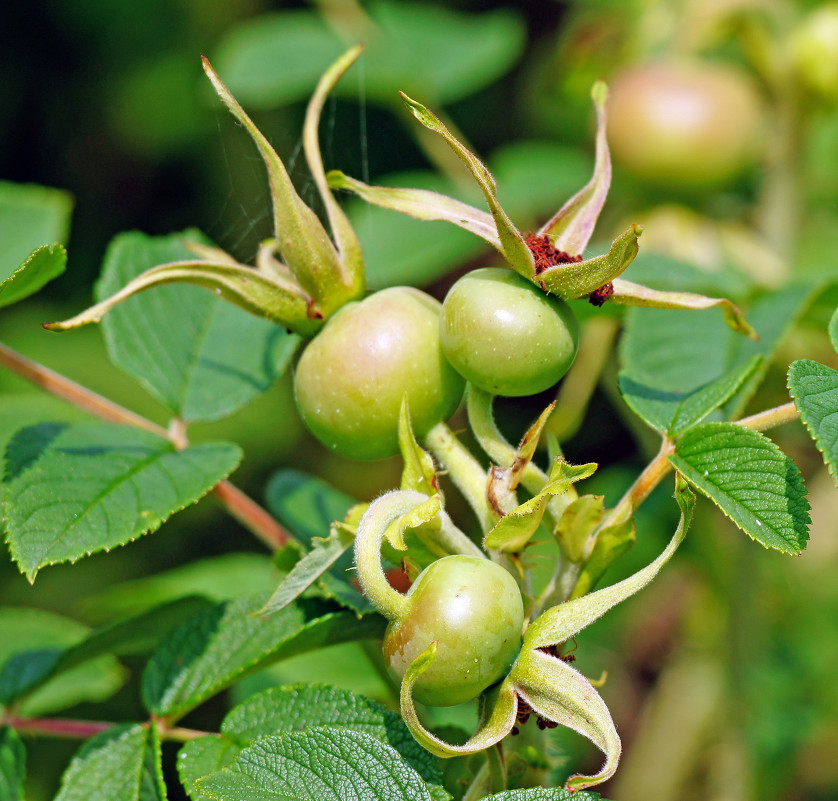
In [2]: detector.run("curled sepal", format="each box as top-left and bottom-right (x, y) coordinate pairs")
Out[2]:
(43, 260), (323, 337)
(485, 460), (597, 553)
(610, 278), (758, 339)
(539, 224), (643, 299)
(468, 388), (570, 515)
(400, 641), (519, 758)
(539, 81), (612, 257)
(399, 397), (440, 497)
(524, 474), (695, 651)
(327, 171), (501, 250)
(303, 45), (365, 298)
(399, 92), (535, 278)
(202, 57), (356, 316)
(383, 495), (442, 552)
(510, 649), (620, 791)
(354, 490), (483, 621)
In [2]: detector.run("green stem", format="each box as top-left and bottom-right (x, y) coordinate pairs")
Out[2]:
(0, 340), (291, 550)
(425, 422), (494, 532)
(487, 741), (507, 793)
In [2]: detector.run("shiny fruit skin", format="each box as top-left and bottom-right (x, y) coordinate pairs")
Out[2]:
(440, 267), (578, 397)
(383, 555), (524, 707)
(608, 61), (764, 189)
(293, 287), (464, 460)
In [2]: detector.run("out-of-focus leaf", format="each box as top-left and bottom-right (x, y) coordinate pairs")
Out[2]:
(96, 230), (299, 422)
(0, 244), (66, 308)
(619, 356), (762, 435)
(265, 469), (357, 546)
(3, 423), (241, 580)
(81, 553), (278, 622)
(788, 358), (838, 484)
(0, 181), (72, 280)
(141, 595), (385, 718)
(0, 727), (25, 801)
(214, 3), (525, 108)
(0, 597), (210, 707)
(621, 282), (814, 417)
(670, 422), (810, 553)
(53, 724), (165, 801)
(195, 728), (432, 801)
(0, 608), (123, 717)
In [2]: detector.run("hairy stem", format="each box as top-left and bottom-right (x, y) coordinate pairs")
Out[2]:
(425, 422), (494, 532)
(735, 401), (799, 432)
(0, 340), (291, 550)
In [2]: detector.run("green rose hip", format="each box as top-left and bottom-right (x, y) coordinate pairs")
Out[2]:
(294, 287), (464, 460)
(383, 554), (524, 707)
(440, 267), (579, 397)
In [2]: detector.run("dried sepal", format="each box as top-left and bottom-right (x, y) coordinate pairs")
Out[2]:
(303, 44), (365, 298)
(610, 278), (758, 339)
(202, 57), (350, 314)
(44, 260), (322, 337)
(540, 81), (612, 256)
(398, 92), (535, 278)
(400, 641), (519, 758)
(511, 649), (621, 791)
(327, 171), (501, 249)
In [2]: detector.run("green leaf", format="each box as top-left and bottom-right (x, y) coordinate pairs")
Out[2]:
(54, 724), (166, 801)
(483, 788), (607, 800)
(0, 244), (67, 308)
(141, 595), (385, 718)
(0, 181), (72, 280)
(669, 422), (810, 553)
(788, 359), (838, 484)
(3, 423), (242, 580)
(620, 283), (814, 418)
(93, 230), (300, 422)
(214, 3), (524, 107)
(220, 684), (448, 798)
(619, 355), (763, 435)
(81, 553), (278, 622)
(265, 470), (357, 546)
(0, 598), (211, 707)
(196, 727), (432, 801)
(0, 727), (25, 801)
(178, 737), (240, 801)
(830, 306), (838, 352)
(257, 525), (355, 616)
(0, 608), (123, 717)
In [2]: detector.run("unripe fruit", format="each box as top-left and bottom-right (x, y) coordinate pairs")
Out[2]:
(294, 287), (464, 460)
(608, 61), (764, 189)
(440, 267), (578, 397)
(383, 555), (524, 707)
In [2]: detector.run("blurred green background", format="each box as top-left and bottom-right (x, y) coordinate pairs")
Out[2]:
(2, 1), (838, 799)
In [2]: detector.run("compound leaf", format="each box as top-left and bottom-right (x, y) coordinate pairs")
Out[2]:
(3, 423), (241, 580)
(788, 359), (838, 484)
(669, 422), (810, 553)
(195, 727), (432, 801)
